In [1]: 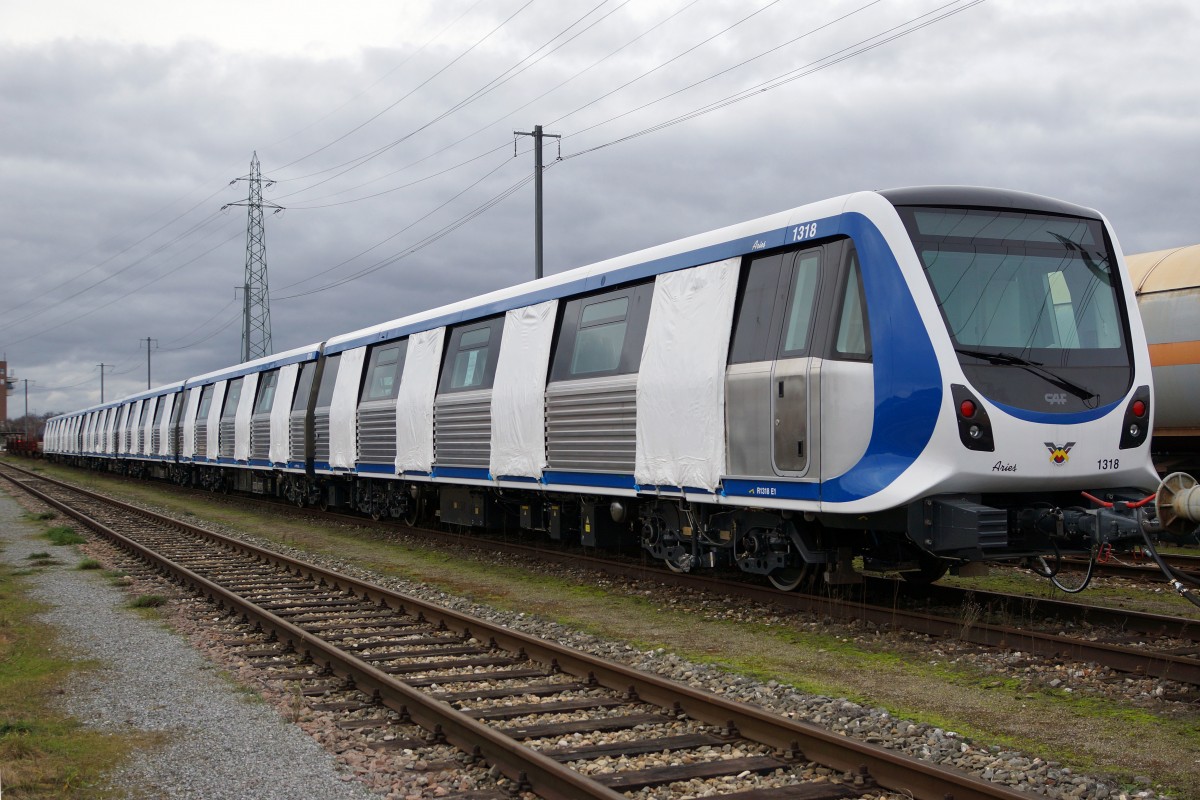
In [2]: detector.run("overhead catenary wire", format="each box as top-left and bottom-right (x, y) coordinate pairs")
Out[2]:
(283, 0), (703, 211)
(562, 0), (984, 156)
(269, 1), (985, 302)
(270, 0), (624, 203)
(271, 0), (539, 175)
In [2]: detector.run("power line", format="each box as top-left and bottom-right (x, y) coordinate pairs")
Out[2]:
(279, 0), (704, 212)
(271, 0), (539, 174)
(563, 1), (986, 158)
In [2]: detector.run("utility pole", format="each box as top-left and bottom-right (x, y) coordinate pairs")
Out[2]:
(224, 151), (283, 362)
(514, 125), (561, 280)
(22, 378), (32, 440)
(141, 337), (158, 389)
(97, 363), (110, 403)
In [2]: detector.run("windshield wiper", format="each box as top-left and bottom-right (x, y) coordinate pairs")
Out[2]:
(954, 347), (1098, 404)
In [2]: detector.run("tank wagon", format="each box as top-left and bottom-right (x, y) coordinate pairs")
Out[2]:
(1126, 244), (1200, 475)
(44, 187), (1200, 596)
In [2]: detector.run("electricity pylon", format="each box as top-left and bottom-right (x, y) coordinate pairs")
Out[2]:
(224, 152), (283, 362)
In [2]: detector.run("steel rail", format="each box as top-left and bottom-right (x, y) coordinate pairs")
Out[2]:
(3, 470), (624, 800)
(1, 465), (1033, 800)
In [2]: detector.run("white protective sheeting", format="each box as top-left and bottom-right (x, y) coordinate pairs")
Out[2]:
(329, 346), (367, 469)
(129, 401), (143, 453)
(395, 327), (445, 473)
(635, 257), (739, 491)
(270, 363), (300, 464)
(140, 399), (155, 455)
(234, 373), (258, 462)
(489, 300), (557, 478)
(206, 380), (226, 459)
(181, 387), (201, 458)
(157, 394), (176, 456)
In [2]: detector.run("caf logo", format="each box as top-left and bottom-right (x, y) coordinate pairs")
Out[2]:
(1044, 442), (1075, 465)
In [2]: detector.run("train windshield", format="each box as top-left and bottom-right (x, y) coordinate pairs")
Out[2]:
(897, 207), (1132, 413)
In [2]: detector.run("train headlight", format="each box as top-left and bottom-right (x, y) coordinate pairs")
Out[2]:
(1119, 386), (1151, 450)
(951, 384), (994, 452)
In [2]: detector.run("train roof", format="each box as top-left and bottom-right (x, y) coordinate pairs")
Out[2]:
(877, 185), (1101, 219)
(183, 341), (322, 386)
(323, 192), (863, 354)
(1125, 244), (1200, 295)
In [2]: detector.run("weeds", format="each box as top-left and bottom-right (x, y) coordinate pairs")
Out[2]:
(76, 559), (102, 571)
(127, 594), (166, 609)
(43, 527), (85, 546)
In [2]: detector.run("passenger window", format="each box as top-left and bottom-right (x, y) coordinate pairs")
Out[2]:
(221, 378), (243, 420)
(437, 317), (503, 393)
(315, 354), (342, 408)
(571, 297), (628, 375)
(253, 369), (279, 414)
(834, 252), (870, 359)
(152, 397), (167, 424)
(451, 327), (490, 389)
(550, 282), (652, 381)
(196, 385), (215, 418)
(361, 341), (408, 402)
(779, 252), (822, 356)
(292, 362), (317, 411)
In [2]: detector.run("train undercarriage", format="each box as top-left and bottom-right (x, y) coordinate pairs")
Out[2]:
(51, 454), (1200, 603)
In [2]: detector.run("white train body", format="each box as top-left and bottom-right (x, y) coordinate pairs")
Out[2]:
(45, 186), (1160, 587)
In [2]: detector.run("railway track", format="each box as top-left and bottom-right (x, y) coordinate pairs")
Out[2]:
(16, 460), (1200, 689)
(0, 462), (1036, 800)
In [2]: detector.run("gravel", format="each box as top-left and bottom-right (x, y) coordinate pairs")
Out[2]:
(0, 488), (375, 800)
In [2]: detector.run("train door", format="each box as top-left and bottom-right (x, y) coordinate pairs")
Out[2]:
(771, 248), (825, 477)
(726, 242), (840, 481)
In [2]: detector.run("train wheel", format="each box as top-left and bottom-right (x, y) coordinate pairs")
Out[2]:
(903, 554), (949, 584)
(767, 565), (811, 592)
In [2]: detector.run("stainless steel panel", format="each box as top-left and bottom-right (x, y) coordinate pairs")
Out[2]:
(219, 420), (236, 459)
(151, 429), (161, 455)
(194, 422), (208, 458)
(771, 357), (818, 476)
(724, 362), (775, 477)
(289, 411), (305, 463)
(250, 414), (271, 460)
(434, 389), (491, 469)
(313, 408), (331, 463)
(358, 399), (397, 464)
(545, 374), (636, 473)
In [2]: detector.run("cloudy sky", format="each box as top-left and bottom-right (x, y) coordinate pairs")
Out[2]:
(2, 0), (1197, 417)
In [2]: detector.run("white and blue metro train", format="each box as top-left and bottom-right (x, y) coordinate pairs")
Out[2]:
(45, 186), (1198, 593)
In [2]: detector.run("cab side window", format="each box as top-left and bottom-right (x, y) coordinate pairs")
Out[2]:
(832, 249), (871, 360)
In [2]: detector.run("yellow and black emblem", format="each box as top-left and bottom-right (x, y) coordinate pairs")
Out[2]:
(1044, 441), (1075, 465)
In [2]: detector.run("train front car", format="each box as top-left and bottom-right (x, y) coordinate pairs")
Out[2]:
(866, 187), (1160, 588)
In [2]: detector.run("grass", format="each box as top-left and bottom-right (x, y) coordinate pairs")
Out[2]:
(126, 594), (166, 609)
(43, 527), (85, 546)
(76, 559), (102, 571)
(0, 555), (141, 797)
